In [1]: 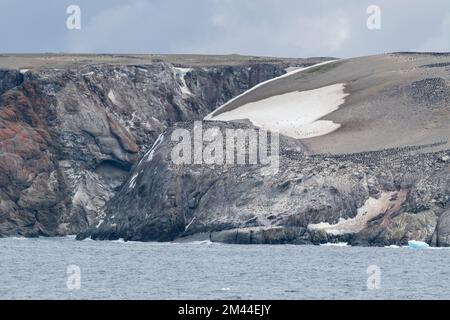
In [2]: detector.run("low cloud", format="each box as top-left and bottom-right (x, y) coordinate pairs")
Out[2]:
(1, 0), (450, 57)
(417, 13), (450, 52)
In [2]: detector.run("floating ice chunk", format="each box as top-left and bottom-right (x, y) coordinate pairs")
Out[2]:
(408, 240), (429, 250)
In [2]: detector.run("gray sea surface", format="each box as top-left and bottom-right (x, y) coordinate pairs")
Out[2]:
(0, 237), (448, 299)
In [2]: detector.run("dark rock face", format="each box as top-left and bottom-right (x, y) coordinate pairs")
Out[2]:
(0, 83), (68, 236)
(83, 122), (450, 246)
(435, 210), (450, 246)
(0, 60), (303, 237)
(0, 69), (23, 96)
(3, 53), (449, 245)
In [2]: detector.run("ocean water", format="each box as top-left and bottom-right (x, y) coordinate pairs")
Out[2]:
(0, 237), (449, 300)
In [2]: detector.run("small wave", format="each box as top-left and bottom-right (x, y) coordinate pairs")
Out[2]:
(172, 239), (219, 245)
(111, 238), (143, 244)
(189, 240), (214, 245)
(7, 237), (28, 241)
(320, 242), (349, 247)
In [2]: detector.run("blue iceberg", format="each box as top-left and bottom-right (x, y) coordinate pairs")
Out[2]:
(408, 240), (430, 249)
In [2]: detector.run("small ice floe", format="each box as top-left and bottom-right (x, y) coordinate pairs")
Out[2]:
(221, 288), (231, 291)
(319, 242), (349, 247)
(20, 69), (30, 74)
(408, 240), (430, 250)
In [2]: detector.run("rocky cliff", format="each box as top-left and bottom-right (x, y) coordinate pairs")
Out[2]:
(83, 121), (449, 246)
(0, 54), (325, 237)
(3, 53), (449, 246)
(81, 53), (450, 246)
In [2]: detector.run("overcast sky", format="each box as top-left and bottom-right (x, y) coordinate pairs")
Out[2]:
(1, 0), (450, 58)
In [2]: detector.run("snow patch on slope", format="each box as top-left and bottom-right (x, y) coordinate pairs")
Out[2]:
(127, 133), (165, 190)
(128, 173), (139, 190)
(208, 83), (348, 139)
(108, 89), (118, 104)
(285, 66), (304, 73)
(205, 60), (338, 120)
(138, 133), (165, 166)
(173, 67), (193, 98)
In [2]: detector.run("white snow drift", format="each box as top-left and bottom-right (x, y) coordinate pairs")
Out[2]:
(206, 60), (338, 119)
(205, 60), (348, 139)
(173, 67), (193, 98)
(207, 83), (348, 139)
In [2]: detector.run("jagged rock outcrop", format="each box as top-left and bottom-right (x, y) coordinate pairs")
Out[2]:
(0, 54), (323, 236)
